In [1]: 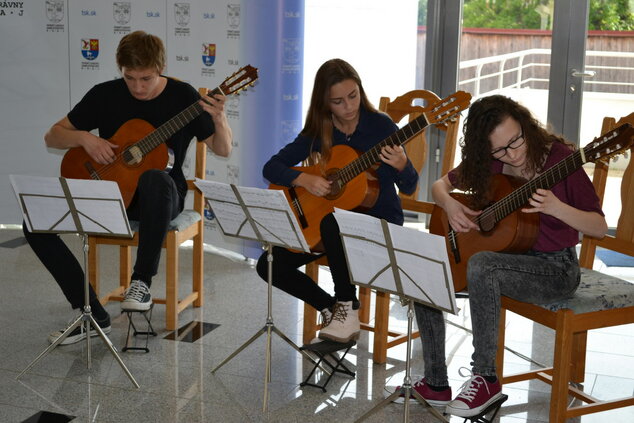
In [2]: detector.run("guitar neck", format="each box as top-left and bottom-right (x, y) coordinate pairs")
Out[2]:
(133, 86), (223, 153)
(337, 113), (430, 185)
(481, 147), (586, 226)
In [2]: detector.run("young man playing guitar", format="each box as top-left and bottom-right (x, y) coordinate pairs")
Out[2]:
(24, 30), (232, 344)
(256, 59), (418, 344)
(401, 95), (607, 417)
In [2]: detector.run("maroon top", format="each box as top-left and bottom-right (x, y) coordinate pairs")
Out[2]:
(448, 141), (604, 252)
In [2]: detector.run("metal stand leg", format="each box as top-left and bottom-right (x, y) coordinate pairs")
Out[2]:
(17, 234), (139, 388)
(355, 301), (448, 423)
(211, 243), (323, 412)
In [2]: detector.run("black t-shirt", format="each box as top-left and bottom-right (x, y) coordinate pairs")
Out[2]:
(67, 77), (215, 199)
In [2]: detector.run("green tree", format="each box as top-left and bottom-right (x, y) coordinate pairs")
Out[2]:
(589, 0), (634, 30)
(462, 0), (544, 29)
(415, 0), (634, 31)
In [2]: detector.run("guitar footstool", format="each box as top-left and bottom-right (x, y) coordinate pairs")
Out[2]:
(300, 339), (356, 392)
(122, 304), (157, 353)
(455, 393), (508, 423)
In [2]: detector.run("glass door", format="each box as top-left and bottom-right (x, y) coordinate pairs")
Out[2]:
(453, 1), (563, 169)
(581, 14), (634, 229)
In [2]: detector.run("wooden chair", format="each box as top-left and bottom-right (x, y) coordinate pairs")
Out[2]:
(302, 90), (461, 364)
(496, 112), (634, 422)
(89, 99), (208, 331)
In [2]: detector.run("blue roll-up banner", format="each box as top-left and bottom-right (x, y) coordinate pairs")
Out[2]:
(240, 0), (305, 258)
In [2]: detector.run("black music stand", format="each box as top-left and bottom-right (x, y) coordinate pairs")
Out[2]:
(10, 174), (139, 388)
(194, 179), (323, 412)
(333, 209), (458, 423)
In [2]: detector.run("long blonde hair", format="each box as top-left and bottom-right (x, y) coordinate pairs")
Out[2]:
(302, 59), (377, 166)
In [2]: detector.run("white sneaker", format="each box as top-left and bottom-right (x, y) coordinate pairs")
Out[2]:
(318, 301), (360, 343)
(48, 315), (111, 345)
(121, 280), (152, 311)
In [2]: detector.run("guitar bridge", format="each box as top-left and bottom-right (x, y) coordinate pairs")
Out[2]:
(448, 228), (461, 264)
(288, 187), (308, 229)
(84, 162), (101, 180)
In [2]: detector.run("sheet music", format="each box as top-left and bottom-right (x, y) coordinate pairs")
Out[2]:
(334, 209), (457, 314)
(194, 179), (310, 252)
(10, 174), (131, 237)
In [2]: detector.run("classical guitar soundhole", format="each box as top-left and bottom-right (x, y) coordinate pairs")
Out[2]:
(123, 145), (143, 165)
(325, 172), (343, 200)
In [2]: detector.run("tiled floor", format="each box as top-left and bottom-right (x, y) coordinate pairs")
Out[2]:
(1, 226), (633, 422)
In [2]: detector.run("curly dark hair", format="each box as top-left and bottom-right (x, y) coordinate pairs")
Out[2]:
(456, 94), (568, 209)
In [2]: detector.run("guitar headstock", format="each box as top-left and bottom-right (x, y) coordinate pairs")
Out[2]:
(218, 64), (259, 96)
(424, 90), (472, 129)
(584, 123), (634, 165)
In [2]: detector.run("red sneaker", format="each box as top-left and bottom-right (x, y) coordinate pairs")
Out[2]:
(392, 377), (452, 407)
(446, 373), (502, 417)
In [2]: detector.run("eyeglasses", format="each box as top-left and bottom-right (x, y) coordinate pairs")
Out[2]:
(491, 133), (525, 159)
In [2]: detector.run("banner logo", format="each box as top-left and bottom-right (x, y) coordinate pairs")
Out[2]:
(283, 38), (301, 64)
(202, 43), (216, 67)
(46, 0), (64, 23)
(227, 4), (240, 28)
(175, 3), (190, 26)
(113, 2), (131, 25)
(81, 39), (99, 61)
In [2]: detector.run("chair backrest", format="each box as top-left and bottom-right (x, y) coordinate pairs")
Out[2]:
(190, 91), (209, 217)
(378, 89), (461, 214)
(578, 112), (634, 268)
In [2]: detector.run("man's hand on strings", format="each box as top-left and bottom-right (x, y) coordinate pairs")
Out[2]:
(82, 134), (118, 165)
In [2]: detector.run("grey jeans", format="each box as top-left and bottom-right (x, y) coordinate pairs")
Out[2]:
(414, 247), (580, 386)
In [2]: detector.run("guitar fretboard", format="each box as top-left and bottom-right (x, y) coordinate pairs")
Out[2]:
(478, 147), (586, 228)
(122, 87), (223, 162)
(336, 113), (430, 186)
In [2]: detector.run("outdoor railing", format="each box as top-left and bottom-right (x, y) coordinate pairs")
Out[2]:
(459, 48), (634, 96)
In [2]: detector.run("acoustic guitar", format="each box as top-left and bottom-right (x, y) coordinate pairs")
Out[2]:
(269, 90), (472, 251)
(429, 123), (634, 292)
(60, 65), (258, 207)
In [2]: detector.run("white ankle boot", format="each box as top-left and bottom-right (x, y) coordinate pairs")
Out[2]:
(318, 301), (360, 343)
(309, 307), (334, 344)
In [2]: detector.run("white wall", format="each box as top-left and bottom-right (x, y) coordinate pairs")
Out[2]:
(303, 0), (419, 118)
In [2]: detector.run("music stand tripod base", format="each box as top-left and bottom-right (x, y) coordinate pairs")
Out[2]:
(122, 304), (157, 353)
(10, 176), (139, 388)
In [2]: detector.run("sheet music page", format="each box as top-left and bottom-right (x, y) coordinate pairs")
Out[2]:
(194, 179), (310, 252)
(249, 206), (309, 251)
(238, 186), (309, 252)
(194, 178), (238, 203)
(10, 175), (131, 237)
(194, 179), (248, 236)
(10, 174), (68, 232)
(333, 209), (394, 286)
(66, 179), (131, 236)
(334, 208), (457, 314)
(390, 224), (457, 313)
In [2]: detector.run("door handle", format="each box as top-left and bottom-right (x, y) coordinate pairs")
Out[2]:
(571, 69), (596, 78)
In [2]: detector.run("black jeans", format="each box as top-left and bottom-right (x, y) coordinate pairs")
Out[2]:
(23, 169), (181, 310)
(255, 213), (357, 311)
